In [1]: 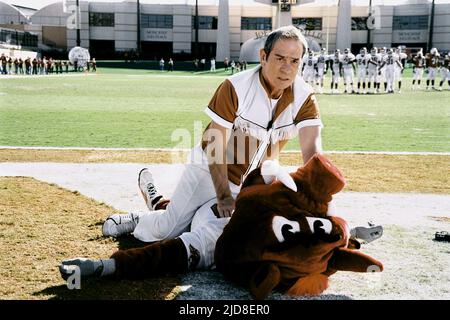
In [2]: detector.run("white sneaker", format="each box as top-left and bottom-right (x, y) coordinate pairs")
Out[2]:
(350, 222), (383, 244)
(138, 168), (163, 211)
(102, 212), (140, 237)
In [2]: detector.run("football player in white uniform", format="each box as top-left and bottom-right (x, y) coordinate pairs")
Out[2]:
(378, 47), (388, 92)
(302, 48), (317, 87)
(329, 49), (342, 94)
(412, 49), (426, 90)
(426, 48), (440, 90)
(355, 47), (370, 94)
(341, 48), (356, 94)
(379, 48), (402, 93)
(315, 48), (328, 94)
(395, 46), (408, 93)
(438, 53), (450, 91)
(367, 47), (381, 94)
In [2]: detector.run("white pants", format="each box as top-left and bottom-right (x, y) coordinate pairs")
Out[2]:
(367, 68), (378, 83)
(385, 67), (395, 91)
(357, 68), (367, 82)
(317, 67), (325, 78)
(413, 67), (424, 80)
(133, 146), (240, 269)
(343, 68), (354, 83)
(331, 67), (340, 83)
(303, 68), (315, 84)
(440, 68), (449, 81)
(428, 67), (437, 80)
(395, 67), (403, 81)
(379, 67), (386, 82)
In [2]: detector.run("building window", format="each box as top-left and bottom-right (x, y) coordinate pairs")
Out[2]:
(141, 14), (173, 29)
(241, 17), (272, 30)
(393, 15), (428, 30)
(89, 12), (114, 27)
(292, 17), (322, 30)
(351, 17), (368, 30)
(0, 29), (37, 47)
(192, 16), (218, 30)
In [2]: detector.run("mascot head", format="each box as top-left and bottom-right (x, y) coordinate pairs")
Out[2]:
(215, 154), (383, 299)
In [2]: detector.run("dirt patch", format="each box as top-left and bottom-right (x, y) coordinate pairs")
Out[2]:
(0, 177), (180, 299)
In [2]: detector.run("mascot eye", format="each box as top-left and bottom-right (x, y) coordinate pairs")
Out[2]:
(272, 216), (300, 243)
(305, 217), (332, 235)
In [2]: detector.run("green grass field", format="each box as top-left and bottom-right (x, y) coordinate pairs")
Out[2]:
(0, 66), (449, 152)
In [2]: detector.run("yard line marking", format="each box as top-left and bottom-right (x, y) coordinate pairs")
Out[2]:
(1, 146), (449, 156)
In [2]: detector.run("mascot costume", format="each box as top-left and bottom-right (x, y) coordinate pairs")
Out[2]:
(215, 154), (383, 299)
(60, 154), (383, 299)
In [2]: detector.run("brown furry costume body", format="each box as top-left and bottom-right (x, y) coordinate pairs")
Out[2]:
(214, 154), (383, 299)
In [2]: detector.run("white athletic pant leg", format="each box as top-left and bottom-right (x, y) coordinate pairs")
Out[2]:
(386, 67), (395, 90)
(414, 68), (423, 80)
(344, 68), (353, 83)
(179, 183), (239, 269)
(317, 68), (325, 83)
(357, 68), (366, 83)
(368, 69), (376, 83)
(332, 70), (340, 83)
(440, 68), (448, 80)
(428, 67), (436, 80)
(133, 161), (216, 242)
(303, 69), (314, 84)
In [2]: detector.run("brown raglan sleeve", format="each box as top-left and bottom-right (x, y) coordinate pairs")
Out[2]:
(204, 79), (238, 129)
(293, 93), (323, 129)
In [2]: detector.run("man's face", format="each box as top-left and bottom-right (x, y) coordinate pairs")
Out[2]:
(260, 39), (303, 92)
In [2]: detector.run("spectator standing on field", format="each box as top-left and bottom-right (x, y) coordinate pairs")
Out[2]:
(91, 58), (97, 72)
(224, 57), (229, 71)
(200, 58), (206, 70)
(230, 60), (235, 74)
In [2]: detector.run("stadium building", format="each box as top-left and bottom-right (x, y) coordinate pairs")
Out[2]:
(0, 0), (449, 61)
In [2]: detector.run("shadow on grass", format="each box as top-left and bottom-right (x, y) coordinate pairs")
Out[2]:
(36, 234), (180, 300)
(33, 276), (181, 300)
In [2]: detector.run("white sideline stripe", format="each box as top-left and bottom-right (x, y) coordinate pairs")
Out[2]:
(0, 146), (449, 156)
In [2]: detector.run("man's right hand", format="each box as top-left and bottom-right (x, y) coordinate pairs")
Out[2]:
(217, 195), (235, 218)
